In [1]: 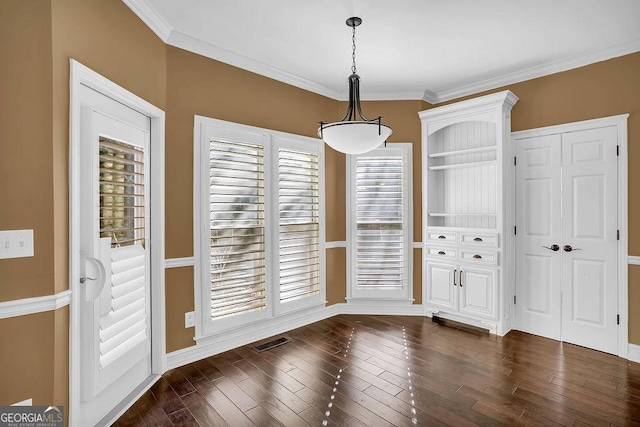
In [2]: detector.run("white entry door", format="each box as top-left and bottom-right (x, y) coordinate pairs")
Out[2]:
(515, 125), (619, 354)
(77, 85), (152, 426)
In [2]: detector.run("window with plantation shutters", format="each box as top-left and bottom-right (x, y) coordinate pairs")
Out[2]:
(278, 149), (320, 304)
(356, 155), (404, 288)
(209, 140), (266, 320)
(195, 117), (325, 337)
(348, 144), (413, 302)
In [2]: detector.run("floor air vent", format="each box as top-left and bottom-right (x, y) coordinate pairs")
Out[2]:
(251, 337), (291, 352)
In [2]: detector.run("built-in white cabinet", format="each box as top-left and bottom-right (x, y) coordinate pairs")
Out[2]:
(420, 90), (517, 335)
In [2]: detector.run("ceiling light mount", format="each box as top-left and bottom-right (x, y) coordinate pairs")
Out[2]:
(318, 16), (392, 155)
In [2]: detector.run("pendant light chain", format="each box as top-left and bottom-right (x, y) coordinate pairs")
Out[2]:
(351, 24), (357, 74)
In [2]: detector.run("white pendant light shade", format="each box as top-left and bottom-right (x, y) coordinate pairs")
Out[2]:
(318, 17), (392, 155)
(318, 121), (392, 155)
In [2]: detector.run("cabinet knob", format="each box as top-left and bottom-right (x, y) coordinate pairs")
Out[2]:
(473, 237), (483, 242)
(472, 254), (482, 259)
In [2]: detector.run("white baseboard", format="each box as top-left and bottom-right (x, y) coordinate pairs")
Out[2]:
(629, 344), (640, 364)
(167, 304), (341, 369)
(11, 398), (32, 406)
(167, 303), (426, 370)
(338, 302), (425, 316)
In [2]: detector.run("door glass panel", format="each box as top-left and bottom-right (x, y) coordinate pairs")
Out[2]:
(99, 137), (145, 248)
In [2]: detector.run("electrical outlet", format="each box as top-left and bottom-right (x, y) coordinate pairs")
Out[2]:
(185, 311), (195, 328)
(0, 230), (34, 259)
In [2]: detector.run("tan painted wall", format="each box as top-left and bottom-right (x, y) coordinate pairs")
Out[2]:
(0, 0), (54, 302)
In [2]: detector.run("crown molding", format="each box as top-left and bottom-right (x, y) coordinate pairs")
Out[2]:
(122, 0), (171, 41)
(122, 1), (640, 105)
(166, 30), (345, 100)
(426, 37), (640, 104)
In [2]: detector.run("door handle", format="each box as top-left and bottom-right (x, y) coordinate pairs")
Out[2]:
(83, 257), (106, 301)
(459, 270), (463, 287)
(453, 269), (457, 286)
(542, 244), (560, 251)
(563, 245), (581, 252)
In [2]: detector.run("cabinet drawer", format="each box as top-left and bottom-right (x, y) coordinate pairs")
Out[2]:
(459, 232), (498, 247)
(460, 249), (497, 265)
(426, 246), (457, 260)
(427, 231), (457, 244)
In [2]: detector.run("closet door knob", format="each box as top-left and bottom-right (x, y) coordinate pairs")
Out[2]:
(563, 245), (581, 252)
(542, 244), (560, 251)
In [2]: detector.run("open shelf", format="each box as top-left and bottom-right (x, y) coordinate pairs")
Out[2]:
(428, 146), (497, 158)
(428, 160), (496, 171)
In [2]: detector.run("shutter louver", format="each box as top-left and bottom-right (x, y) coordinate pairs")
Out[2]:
(99, 138), (145, 248)
(356, 156), (404, 288)
(278, 149), (320, 303)
(210, 140), (266, 319)
(99, 244), (147, 369)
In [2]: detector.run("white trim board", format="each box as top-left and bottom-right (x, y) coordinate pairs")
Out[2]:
(629, 256), (640, 266)
(629, 344), (640, 364)
(164, 257), (195, 268)
(0, 290), (71, 320)
(168, 304), (341, 370)
(325, 241), (346, 249)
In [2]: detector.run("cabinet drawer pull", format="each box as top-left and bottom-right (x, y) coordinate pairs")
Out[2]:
(438, 251), (446, 255)
(473, 254), (482, 259)
(453, 269), (457, 286)
(438, 235), (446, 239)
(473, 237), (483, 242)
(460, 270), (463, 287)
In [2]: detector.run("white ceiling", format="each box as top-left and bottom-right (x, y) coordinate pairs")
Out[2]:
(124, 0), (640, 103)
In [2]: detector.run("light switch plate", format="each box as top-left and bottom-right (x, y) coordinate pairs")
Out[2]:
(0, 230), (34, 259)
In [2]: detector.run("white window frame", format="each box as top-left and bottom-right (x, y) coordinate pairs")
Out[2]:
(194, 116), (325, 339)
(346, 143), (413, 304)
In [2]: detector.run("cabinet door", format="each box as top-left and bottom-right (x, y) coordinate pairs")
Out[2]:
(426, 262), (457, 311)
(459, 266), (496, 319)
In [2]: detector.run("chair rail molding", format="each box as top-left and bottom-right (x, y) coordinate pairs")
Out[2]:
(0, 290), (72, 319)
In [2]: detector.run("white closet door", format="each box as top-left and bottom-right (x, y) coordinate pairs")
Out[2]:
(515, 134), (562, 341)
(560, 126), (618, 354)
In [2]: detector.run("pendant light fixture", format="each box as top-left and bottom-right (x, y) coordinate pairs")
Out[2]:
(318, 17), (392, 155)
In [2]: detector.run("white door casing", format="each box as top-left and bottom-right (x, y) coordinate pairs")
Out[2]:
(514, 115), (627, 356)
(70, 60), (166, 426)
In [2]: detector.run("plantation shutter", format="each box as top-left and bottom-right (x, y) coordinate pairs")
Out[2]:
(278, 149), (320, 303)
(355, 155), (404, 288)
(209, 140), (266, 319)
(98, 138), (148, 369)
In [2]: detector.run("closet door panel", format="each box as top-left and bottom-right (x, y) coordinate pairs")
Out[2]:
(560, 126), (618, 354)
(515, 134), (562, 341)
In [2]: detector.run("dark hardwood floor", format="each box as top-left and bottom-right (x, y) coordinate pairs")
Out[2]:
(114, 315), (640, 426)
